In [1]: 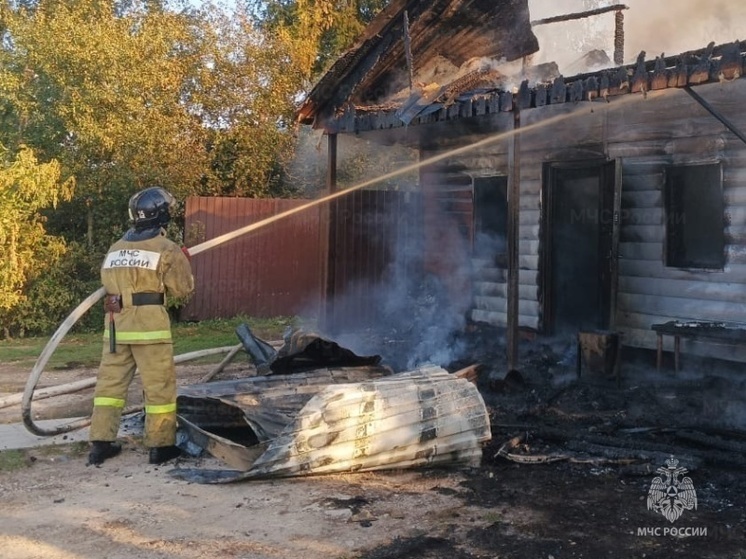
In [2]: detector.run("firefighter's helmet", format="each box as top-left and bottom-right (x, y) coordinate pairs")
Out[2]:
(128, 187), (176, 230)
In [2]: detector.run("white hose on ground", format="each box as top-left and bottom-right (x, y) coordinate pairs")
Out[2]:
(1, 378), (97, 410)
(21, 286), (107, 436)
(9, 345), (242, 411)
(198, 343), (244, 383)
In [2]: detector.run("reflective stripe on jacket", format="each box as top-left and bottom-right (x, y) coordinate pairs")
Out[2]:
(101, 230), (194, 344)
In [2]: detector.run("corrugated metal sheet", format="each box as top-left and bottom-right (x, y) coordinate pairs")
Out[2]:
(181, 192), (425, 326)
(171, 365), (491, 483)
(182, 197), (325, 320)
(177, 366), (393, 446)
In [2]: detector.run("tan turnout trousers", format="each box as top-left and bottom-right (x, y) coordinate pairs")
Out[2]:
(90, 343), (178, 446)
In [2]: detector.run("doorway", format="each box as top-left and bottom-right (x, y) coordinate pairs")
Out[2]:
(541, 160), (621, 336)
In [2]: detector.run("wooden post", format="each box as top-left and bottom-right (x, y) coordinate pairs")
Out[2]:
(507, 107), (521, 371)
(656, 333), (662, 371)
(323, 133), (338, 331)
(613, 10), (625, 66)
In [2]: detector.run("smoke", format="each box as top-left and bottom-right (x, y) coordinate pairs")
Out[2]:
(326, 217), (474, 372)
(376, 1), (746, 105)
(332, 250), (474, 371)
(304, 136), (478, 372)
(622, 0), (746, 58)
(376, 248), (470, 371)
(528, 0), (746, 74)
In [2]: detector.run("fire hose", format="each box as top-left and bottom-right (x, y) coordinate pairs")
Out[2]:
(21, 94), (641, 437)
(21, 181), (392, 436)
(20, 203), (333, 437)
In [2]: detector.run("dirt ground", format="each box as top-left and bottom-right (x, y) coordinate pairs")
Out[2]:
(1, 334), (746, 559)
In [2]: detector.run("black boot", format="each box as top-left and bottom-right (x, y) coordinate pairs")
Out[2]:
(149, 445), (181, 465)
(88, 441), (122, 466)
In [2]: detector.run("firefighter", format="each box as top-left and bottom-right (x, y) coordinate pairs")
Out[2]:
(88, 186), (194, 466)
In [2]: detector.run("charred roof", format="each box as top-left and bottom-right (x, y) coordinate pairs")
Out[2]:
(323, 39), (746, 141)
(296, 0), (539, 127)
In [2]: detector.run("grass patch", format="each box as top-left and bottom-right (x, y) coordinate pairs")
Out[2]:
(0, 449), (28, 471)
(0, 315), (300, 369)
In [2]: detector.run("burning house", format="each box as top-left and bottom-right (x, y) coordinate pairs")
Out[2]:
(296, 0), (746, 370)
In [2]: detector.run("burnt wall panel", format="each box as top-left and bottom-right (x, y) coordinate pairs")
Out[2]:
(420, 167), (474, 312)
(335, 64), (746, 362)
(425, 150), (540, 330)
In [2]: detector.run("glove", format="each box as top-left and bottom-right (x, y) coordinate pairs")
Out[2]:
(181, 246), (192, 261)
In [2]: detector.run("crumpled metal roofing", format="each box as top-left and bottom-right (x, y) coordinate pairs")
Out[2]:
(171, 365), (491, 483)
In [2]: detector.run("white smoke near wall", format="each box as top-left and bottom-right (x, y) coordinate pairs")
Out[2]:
(326, 235), (472, 372)
(376, 247), (471, 371)
(288, 126), (420, 198)
(305, 134), (476, 372)
(529, 0), (746, 74)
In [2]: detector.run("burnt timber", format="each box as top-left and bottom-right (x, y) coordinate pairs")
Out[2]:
(324, 41), (746, 138)
(296, 0), (539, 127)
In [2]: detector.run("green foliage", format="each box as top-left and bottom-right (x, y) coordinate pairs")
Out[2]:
(5, 242), (102, 338)
(0, 0), (211, 247)
(253, 0), (388, 78)
(192, 9), (306, 198)
(0, 331), (103, 369)
(0, 0), (334, 237)
(0, 0), (389, 337)
(171, 314), (297, 355)
(0, 145), (74, 334)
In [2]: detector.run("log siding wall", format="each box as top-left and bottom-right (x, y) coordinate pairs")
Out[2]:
(429, 80), (746, 360)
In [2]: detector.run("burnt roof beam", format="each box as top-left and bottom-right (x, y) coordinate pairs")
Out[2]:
(684, 86), (746, 146)
(530, 4), (628, 26)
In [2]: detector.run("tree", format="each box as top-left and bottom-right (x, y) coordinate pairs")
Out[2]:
(0, 0), (210, 248)
(0, 0), (341, 241)
(189, 7), (307, 197)
(248, 0), (389, 78)
(0, 0), (392, 335)
(0, 145), (73, 336)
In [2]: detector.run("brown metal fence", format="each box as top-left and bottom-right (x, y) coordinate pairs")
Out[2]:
(181, 196), (326, 320)
(181, 191), (423, 326)
(327, 189), (423, 330)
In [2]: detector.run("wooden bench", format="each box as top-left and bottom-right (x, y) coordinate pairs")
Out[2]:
(651, 321), (746, 372)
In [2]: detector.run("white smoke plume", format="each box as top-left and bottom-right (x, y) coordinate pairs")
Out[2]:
(529, 0), (746, 74)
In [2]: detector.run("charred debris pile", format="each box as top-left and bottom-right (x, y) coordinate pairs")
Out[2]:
(169, 323), (746, 483)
